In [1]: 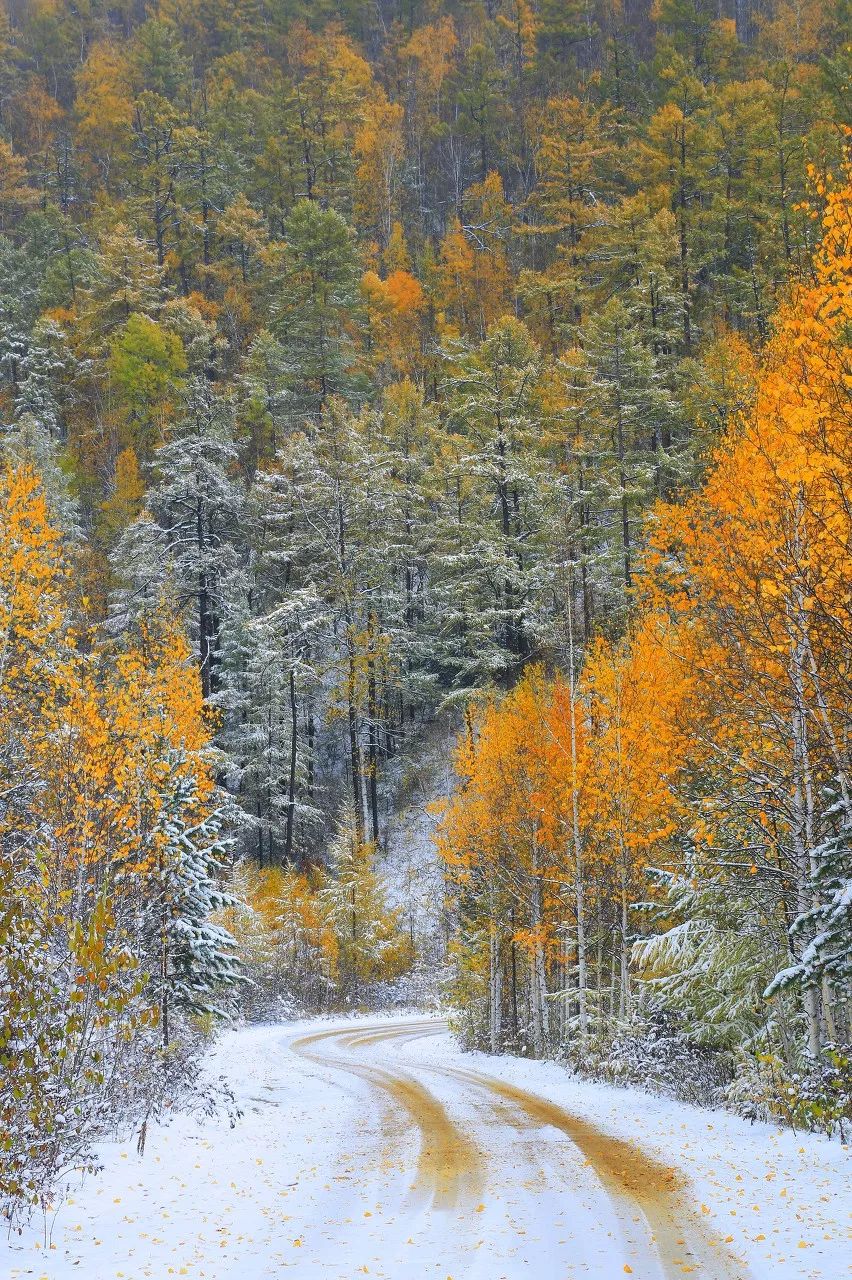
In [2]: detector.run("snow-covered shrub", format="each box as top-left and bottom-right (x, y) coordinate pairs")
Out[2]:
(121, 1022), (243, 1158)
(599, 1005), (732, 1105)
(726, 1046), (852, 1139)
(0, 876), (146, 1227)
(0, 812), (243, 1228)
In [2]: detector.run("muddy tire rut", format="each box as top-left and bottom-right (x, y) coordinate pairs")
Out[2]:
(291, 1019), (750, 1280)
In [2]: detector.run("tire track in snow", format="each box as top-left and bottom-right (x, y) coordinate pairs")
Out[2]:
(305, 1018), (751, 1280)
(424, 1061), (749, 1280)
(291, 1023), (483, 1211)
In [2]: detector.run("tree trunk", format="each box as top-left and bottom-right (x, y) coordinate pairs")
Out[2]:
(567, 585), (588, 1044)
(613, 327), (632, 594)
(196, 500), (215, 699)
(366, 614), (380, 846)
(530, 844), (549, 1055)
(509, 902), (519, 1037)
(284, 667), (298, 864)
(347, 639), (365, 847)
(790, 600), (821, 1057)
(619, 866), (630, 1021)
(489, 915), (502, 1053)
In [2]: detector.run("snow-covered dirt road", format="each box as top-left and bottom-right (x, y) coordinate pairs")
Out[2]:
(3, 1015), (849, 1280)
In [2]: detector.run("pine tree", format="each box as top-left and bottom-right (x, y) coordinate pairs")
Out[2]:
(12, 317), (74, 439)
(767, 784), (852, 1034)
(113, 378), (246, 698)
(215, 584), (323, 866)
(435, 316), (558, 689)
(568, 298), (675, 629)
(149, 774), (242, 1037)
(270, 199), (366, 423)
(0, 236), (38, 401)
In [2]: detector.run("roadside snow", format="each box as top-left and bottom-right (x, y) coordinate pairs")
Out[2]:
(1, 1015), (848, 1280)
(407, 1030), (851, 1280)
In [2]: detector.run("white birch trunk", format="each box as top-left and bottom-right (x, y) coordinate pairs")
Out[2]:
(530, 843), (548, 1055)
(619, 864), (630, 1022)
(489, 910), (502, 1054)
(566, 590), (588, 1043)
(789, 501), (821, 1057)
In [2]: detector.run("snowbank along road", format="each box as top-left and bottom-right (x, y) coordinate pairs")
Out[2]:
(3, 1015), (850, 1279)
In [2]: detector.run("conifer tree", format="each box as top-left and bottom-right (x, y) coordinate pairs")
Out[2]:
(114, 378), (246, 698)
(271, 199), (366, 422)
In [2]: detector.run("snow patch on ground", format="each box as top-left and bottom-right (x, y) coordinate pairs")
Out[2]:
(408, 1030), (852, 1280)
(1, 1014), (848, 1280)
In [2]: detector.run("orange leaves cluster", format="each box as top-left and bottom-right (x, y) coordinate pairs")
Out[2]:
(229, 844), (412, 1007)
(51, 620), (213, 885)
(642, 160), (852, 801)
(435, 175), (513, 337)
(582, 617), (693, 870)
(0, 463), (216, 908)
(227, 863), (338, 990)
(362, 265), (426, 375)
(401, 16), (458, 106)
(439, 636), (692, 963)
(0, 468), (66, 690)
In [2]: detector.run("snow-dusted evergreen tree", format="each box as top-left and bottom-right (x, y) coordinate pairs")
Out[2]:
(147, 774), (243, 1040)
(374, 380), (444, 721)
(111, 378), (246, 696)
(766, 783), (852, 1034)
(250, 398), (398, 845)
(634, 862), (791, 1052)
(436, 317), (559, 689)
(12, 317), (75, 438)
(569, 297), (676, 630)
(109, 511), (171, 630)
(0, 236), (39, 398)
(320, 809), (411, 1000)
(215, 581), (324, 865)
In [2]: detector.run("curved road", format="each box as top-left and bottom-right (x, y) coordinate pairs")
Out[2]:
(291, 1018), (750, 1280)
(8, 1015), (843, 1279)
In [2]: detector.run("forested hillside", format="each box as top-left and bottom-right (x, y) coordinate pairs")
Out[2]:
(0, 0), (849, 1225)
